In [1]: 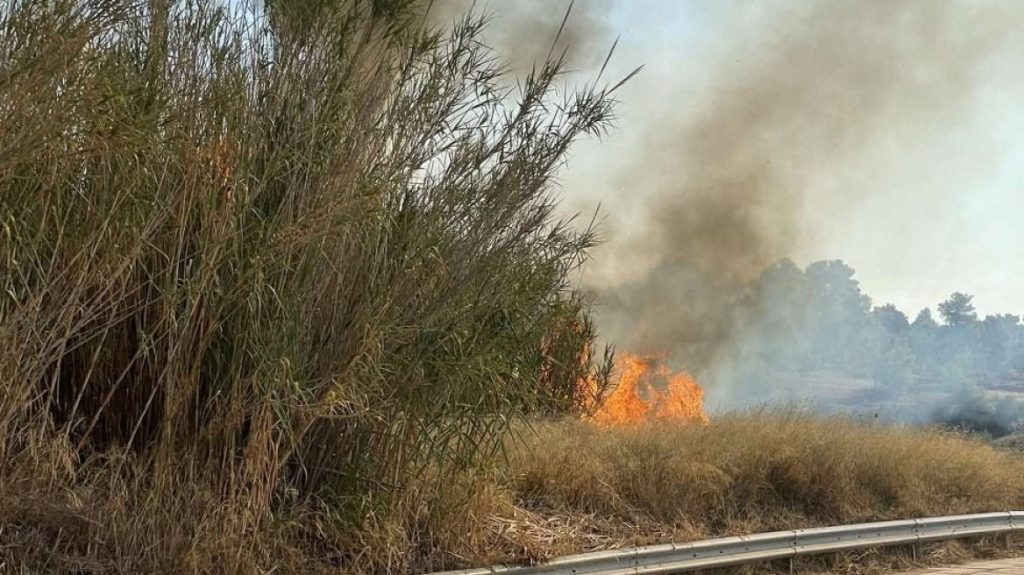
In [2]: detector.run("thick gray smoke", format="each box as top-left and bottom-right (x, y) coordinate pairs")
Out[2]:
(598, 1), (1019, 379)
(429, 1), (1024, 420)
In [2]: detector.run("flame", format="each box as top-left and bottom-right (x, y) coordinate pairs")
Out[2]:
(587, 353), (709, 427)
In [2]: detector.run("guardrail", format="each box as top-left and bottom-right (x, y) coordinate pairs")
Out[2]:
(433, 511), (1022, 575)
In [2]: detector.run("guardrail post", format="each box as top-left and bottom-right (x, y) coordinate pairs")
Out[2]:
(788, 556), (795, 575)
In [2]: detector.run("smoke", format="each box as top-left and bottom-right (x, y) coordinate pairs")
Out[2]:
(426, 0), (613, 77)
(590, 0), (1020, 383)
(427, 1), (1024, 411)
(931, 387), (1022, 439)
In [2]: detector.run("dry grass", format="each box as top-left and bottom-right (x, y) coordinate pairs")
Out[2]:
(510, 412), (1024, 534)
(995, 432), (1024, 454)
(429, 412), (1024, 568)
(4, 412), (1023, 573)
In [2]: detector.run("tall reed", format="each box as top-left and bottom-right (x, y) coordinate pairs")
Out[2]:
(0, 1), (616, 570)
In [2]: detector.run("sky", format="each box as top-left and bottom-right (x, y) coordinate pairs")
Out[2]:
(441, 0), (1024, 319)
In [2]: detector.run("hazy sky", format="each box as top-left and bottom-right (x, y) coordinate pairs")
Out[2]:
(453, 0), (1024, 318)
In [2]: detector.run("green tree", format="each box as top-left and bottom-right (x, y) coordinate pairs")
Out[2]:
(871, 335), (915, 387)
(804, 260), (871, 370)
(872, 303), (909, 333)
(908, 308), (939, 374)
(748, 258), (809, 367)
(938, 292), (978, 326)
(980, 314), (1021, 376)
(912, 307), (938, 329)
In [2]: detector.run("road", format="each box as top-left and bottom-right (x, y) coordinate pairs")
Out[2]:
(903, 558), (1024, 574)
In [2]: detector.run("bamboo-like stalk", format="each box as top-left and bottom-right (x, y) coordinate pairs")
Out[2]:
(0, 1), (618, 571)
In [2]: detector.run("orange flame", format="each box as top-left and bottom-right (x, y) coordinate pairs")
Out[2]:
(586, 353), (709, 427)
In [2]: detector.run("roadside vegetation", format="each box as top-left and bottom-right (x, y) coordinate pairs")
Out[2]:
(0, 0), (612, 572)
(1, 2), (1021, 575)
(421, 412), (1024, 569)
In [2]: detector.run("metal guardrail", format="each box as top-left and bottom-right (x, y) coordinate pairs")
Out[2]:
(433, 512), (1022, 575)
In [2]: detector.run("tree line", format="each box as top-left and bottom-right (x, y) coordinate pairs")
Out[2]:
(719, 259), (1024, 436)
(740, 259), (1024, 387)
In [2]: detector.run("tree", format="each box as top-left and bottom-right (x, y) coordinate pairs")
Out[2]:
(804, 260), (871, 314)
(908, 307), (939, 374)
(912, 307), (938, 329)
(980, 314), (1021, 375)
(938, 292), (978, 327)
(804, 260), (872, 370)
(872, 303), (909, 333)
(872, 335), (915, 387)
(748, 258), (809, 366)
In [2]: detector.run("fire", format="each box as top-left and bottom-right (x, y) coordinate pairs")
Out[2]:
(587, 353), (709, 427)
